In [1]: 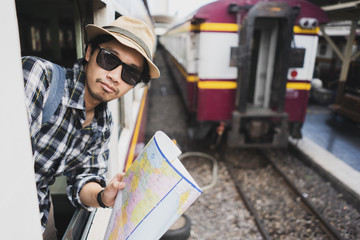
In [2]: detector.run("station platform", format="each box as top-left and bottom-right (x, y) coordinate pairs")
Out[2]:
(290, 103), (360, 204)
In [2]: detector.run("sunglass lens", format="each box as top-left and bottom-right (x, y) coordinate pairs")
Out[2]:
(122, 66), (142, 86)
(97, 49), (120, 71)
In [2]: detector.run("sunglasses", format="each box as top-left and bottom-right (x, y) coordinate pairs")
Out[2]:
(96, 47), (142, 86)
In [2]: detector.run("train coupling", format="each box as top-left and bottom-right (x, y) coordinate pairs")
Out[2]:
(227, 110), (289, 148)
(210, 121), (226, 149)
(216, 121), (225, 136)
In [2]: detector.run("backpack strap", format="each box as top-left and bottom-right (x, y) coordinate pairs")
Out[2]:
(42, 63), (66, 124)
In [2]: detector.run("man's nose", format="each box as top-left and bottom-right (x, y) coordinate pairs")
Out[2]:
(107, 64), (123, 84)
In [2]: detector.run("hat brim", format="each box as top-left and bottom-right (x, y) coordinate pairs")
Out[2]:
(86, 24), (160, 79)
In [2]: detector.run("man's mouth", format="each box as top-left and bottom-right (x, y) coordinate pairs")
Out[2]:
(99, 81), (116, 93)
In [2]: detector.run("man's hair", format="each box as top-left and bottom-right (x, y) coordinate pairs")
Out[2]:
(86, 34), (150, 85)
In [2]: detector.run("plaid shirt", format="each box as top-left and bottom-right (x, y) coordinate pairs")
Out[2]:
(22, 56), (113, 231)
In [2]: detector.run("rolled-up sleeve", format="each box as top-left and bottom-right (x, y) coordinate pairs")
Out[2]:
(66, 128), (111, 210)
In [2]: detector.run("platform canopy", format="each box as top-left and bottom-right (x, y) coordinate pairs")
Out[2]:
(308, 0), (360, 21)
(308, 0), (360, 105)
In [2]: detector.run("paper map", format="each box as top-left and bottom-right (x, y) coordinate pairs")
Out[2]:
(104, 131), (202, 240)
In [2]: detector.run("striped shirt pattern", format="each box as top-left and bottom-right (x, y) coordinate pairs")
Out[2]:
(22, 56), (112, 231)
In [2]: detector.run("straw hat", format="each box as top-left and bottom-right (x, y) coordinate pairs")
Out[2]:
(85, 16), (160, 78)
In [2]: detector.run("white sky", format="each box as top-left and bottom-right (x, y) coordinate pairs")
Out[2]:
(148, 0), (216, 19)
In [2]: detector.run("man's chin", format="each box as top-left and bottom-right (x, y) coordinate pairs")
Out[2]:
(97, 95), (113, 103)
(89, 88), (114, 101)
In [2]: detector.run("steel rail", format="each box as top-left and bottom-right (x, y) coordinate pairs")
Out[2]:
(260, 149), (344, 240)
(224, 156), (272, 240)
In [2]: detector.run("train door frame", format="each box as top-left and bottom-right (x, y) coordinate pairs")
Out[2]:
(14, 0), (88, 237)
(0, 1), (43, 239)
(13, 0), (153, 238)
(228, 1), (300, 147)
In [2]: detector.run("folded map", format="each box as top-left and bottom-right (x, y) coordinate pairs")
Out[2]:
(104, 131), (202, 240)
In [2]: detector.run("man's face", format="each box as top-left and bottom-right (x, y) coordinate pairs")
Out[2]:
(84, 39), (144, 104)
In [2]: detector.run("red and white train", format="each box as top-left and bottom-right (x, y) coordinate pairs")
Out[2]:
(160, 0), (328, 147)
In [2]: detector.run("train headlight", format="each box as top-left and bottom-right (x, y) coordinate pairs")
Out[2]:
(299, 18), (318, 29)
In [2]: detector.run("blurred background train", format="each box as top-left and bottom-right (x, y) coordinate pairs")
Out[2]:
(2, 0), (155, 239)
(159, 0), (329, 147)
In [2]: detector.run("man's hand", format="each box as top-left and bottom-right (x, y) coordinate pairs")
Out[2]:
(79, 173), (126, 208)
(102, 172), (126, 207)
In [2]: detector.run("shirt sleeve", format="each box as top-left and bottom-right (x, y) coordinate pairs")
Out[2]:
(66, 126), (112, 211)
(21, 56), (52, 138)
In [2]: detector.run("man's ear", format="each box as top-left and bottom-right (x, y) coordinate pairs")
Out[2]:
(85, 45), (93, 62)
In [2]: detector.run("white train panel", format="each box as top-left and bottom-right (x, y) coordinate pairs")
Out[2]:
(160, 29), (198, 75)
(288, 34), (319, 81)
(198, 32), (238, 79)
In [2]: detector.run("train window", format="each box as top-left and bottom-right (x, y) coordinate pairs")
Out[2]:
(59, 28), (75, 50)
(16, 0), (76, 67)
(30, 25), (42, 52)
(45, 28), (51, 48)
(289, 48), (306, 68)
(59, 29), (65, 48)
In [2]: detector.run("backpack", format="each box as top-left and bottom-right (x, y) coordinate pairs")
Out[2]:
(42, 63), (66, 124)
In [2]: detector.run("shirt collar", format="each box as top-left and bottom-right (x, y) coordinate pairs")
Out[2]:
(66, 59), (86, 111)
(66, 59), (111, 132)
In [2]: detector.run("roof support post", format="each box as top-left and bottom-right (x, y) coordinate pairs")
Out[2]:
(336, 20), (357, 104)
(320, 25), (344, 62)
(320, 20), (359, 105)
(351, 45), (360, 61)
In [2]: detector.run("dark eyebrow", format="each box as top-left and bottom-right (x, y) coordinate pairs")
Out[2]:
(127, 62), (141, 71)
(104, 46), (142, 71)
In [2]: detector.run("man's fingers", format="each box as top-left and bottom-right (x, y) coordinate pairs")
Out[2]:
(117, 182), (126, 189)
(108, 181), (125, 191)
(114, 172), (125, 181)
(102, 176), (126, 207)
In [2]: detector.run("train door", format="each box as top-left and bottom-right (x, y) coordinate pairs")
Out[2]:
(251, 19), (279, 109)
(14, 0), (92, 237)
(8, 0), (153, 238)
(228, 2), (299, 147)
(15, 0), (154, 237)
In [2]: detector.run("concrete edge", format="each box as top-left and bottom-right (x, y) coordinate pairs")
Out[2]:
(289, 136), (360, 209)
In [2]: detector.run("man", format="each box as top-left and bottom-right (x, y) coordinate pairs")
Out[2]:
(21, 16), (160, 237)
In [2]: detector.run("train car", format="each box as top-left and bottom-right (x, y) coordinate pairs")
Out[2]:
(160, 0), (328, 147)
(1, 0), (155, 239)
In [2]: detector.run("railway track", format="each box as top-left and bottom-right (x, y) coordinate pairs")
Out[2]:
(223, 148), (345, 240)
(148, 48), (360, 239)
